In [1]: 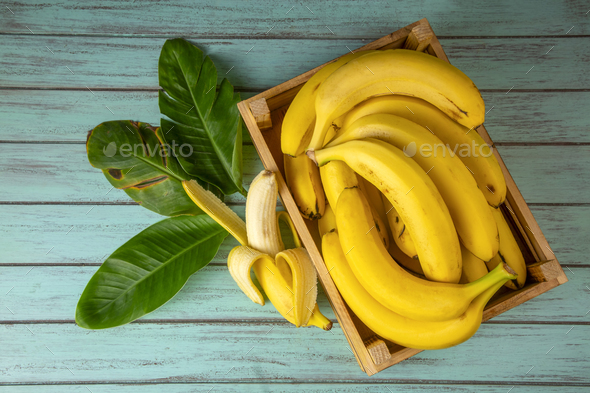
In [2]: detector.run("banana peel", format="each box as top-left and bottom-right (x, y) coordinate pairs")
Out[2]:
(186, 169), (330, 330)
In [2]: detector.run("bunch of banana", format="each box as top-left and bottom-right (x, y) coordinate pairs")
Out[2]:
(333, 95), (507, 207)
(322, 231), (510, 349)
(183, 173), (332, 330)
(278, 47), (527, 350)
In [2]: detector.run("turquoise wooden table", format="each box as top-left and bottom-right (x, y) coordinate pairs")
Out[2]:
(1, 1), (589, 391)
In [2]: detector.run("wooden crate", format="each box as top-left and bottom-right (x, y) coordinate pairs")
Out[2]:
(237, 18), (568, 376)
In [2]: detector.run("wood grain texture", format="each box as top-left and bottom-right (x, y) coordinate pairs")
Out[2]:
(5, 90), (590, 144)
(1, 2), (586, 387)
(0, 36), (587, 90)
(0, 0), (587, 37)
(2, 205), (589, 267)
(0, 266), (585, 324)
(2, 385), (587, 392)
(1, 144), (588, 204)
(0, 323), (588, 384)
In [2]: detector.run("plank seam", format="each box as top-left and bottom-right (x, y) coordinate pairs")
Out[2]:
(2, 141), (589, 146)
(4, 86), (590, 93)
(0, 381), (589, 387)
(2, 202), (590, 207)
(1, 319), (588, 325)
(1, 32), (589, 39)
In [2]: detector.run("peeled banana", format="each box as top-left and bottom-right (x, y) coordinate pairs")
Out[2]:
(252, 252), (331, 329)
(284, 154), (326, 220)
(311, 138), (462, 283)
(246, 170), (283, 257)
(334, 186), (516, 321)
(328, 113), (499, 262)
(335, 95), (506, 207)
(307, 49), (485, 152)
(322, 231), (510, 349)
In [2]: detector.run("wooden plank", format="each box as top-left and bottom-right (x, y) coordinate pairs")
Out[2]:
(0, 1), (586, 37)
(0, 264), (334, 323)
(0, 144), (588, 204)
(2, 385), (586, 392)
(4, 90), (590, 144)
(0, 36), (587, 90)
(0, 205), (242, 265)
(0, 323), (587, 383)
(0, 265), (585, 324)
(0, 144), (263, 205)
(2, 205), (589, 268)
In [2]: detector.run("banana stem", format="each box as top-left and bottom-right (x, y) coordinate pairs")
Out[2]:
(465, 262), (517, 299)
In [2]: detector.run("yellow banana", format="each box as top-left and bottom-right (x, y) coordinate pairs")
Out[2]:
(227, 246), (268, 305)
(459, 243), (489, 284)
(319, 160), (358, 209)
(486, 254), (516, 290)
(369, 204), (389, 248)
(486, 206), (527, 289)
(334, 186), (516, 321)
(277, 210), (302, 248)
(322, 231), (510, 349)
(246, 170), (283, 257)
(335, 95), (506, 207)
(358, 175), (390, 247)
(318, 203), (337, 238)
(183, 179), (248, 246)
(281, 51), (374, 156)
(223, 169), (331, 329)
(318, 160), (386, 246)
(388, 235), (424, 276)
(275, 248), (318, 325)
(307, 49), (485, 152)
(311, 138), (462, 283)
(252, 253), (332, 329)
(328, 113), (498, 262)
(284, 154), (326, 220)
(382, 195), (417, 258)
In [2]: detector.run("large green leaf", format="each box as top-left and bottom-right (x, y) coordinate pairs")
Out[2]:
(75, 214), (228, 329)
(158, 38), (245, 196)
(87, 120), (222, 216)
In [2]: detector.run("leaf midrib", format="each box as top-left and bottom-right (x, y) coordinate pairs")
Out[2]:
(133, 153), (185, 183)
(171, 49), (235, 188)
(81, 227), (225, 320)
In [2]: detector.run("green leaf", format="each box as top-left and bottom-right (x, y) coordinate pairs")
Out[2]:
(75, 214), (228, 329)
(158, 38), (244, 196)
(87, 120), (222, 216)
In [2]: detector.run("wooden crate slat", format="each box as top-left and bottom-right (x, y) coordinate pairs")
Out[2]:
(2, 35), (590, 90)
(1, 322), (588, 383)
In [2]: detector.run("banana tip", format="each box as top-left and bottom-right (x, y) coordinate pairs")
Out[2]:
(323, 321), (333, 331)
